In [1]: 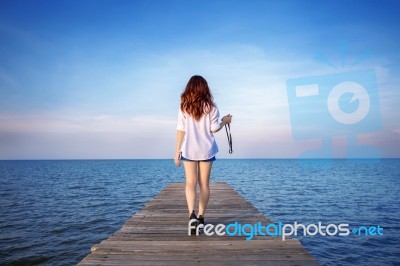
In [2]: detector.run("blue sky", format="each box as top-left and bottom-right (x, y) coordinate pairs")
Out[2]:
(0, 0), (399, 159)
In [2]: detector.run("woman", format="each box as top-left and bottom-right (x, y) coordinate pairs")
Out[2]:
(174, 75), (232, 232)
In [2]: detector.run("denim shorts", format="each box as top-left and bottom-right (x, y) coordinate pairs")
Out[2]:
(180, 155), (216, 162)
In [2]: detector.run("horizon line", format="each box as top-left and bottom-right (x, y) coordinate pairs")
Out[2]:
(0, 157), (398, 161)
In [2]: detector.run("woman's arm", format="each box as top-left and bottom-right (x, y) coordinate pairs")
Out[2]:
(212, 115), (232, 133)
(174, 130), (185, 167)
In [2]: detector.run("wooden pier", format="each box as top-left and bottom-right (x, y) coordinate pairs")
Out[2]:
(78, 182), (318, 265)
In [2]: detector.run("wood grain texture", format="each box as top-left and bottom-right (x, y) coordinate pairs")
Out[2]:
(78, 182), (319, 265)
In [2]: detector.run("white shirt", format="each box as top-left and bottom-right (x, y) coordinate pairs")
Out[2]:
(177, 106), (220, 160)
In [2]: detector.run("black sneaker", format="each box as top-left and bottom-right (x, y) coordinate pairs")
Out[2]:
(189, 210), (198, 235)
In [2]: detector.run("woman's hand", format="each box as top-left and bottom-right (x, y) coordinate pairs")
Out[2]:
(174, 151), (181, 167)
(222, 114), (232, 125)
(212, 114), (233, 133)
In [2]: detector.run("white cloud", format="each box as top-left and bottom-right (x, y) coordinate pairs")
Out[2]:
(1, 43), (398, 158)
(0, 113), (176, 134)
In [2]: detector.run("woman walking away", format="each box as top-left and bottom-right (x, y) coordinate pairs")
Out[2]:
(174, 75), (232, 234)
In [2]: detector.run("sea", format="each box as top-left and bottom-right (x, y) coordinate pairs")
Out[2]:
(0, 159), (399, 265)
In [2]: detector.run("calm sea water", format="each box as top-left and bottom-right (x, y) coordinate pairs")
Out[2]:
(0, 159), (399, 265)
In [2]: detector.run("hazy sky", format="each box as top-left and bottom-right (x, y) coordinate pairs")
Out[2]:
(0, 0), (399, 159)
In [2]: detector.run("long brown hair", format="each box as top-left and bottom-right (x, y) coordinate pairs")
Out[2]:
(180, 75), (216, 120)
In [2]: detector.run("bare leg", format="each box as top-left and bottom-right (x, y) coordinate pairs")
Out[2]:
(198, 161), (212, 216)
(183, 161), (198, 215)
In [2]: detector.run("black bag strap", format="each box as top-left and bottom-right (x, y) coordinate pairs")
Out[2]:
(224, 123), (233, 154)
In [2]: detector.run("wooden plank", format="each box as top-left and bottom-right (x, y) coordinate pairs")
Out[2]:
(78, 182), (318, 265)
